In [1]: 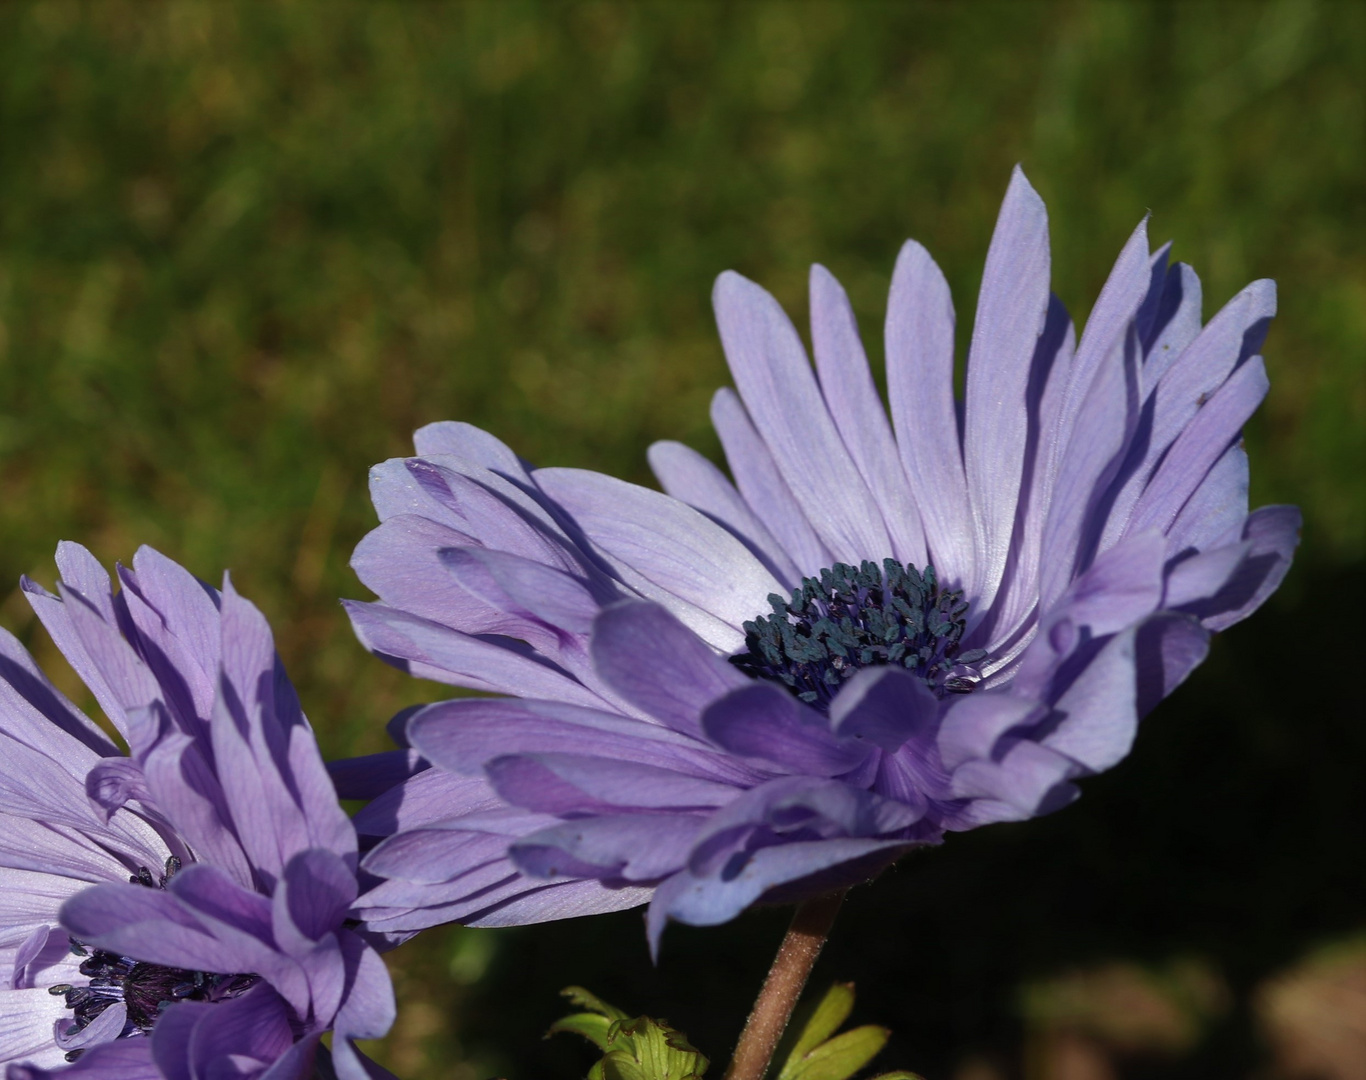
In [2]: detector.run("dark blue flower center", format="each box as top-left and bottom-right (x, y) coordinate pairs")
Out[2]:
(51, 858), (260, 1062)
(730, 559), (987, 712)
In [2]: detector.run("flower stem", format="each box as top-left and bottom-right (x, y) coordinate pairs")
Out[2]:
(721, 890), (847, 1080)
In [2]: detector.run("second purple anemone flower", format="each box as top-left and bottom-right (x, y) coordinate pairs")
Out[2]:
(0, 544), (394, 1080)
(344, 168), (1299, 950)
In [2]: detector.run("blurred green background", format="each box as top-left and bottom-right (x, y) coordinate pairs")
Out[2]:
(0, 2), (1361, 1078)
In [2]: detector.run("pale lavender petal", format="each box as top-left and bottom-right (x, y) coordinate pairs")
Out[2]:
(1126, 356), (1269, 538)
(352, 769), (504, 843)
(1051, 216), (1152, 480)
(413, 420), (533, 484)
(1101, 280), (1275, 550)
(1134, 613), (1210, 718)
(885, 240), (973, 587)
(0, 628), (116, 759)
(981, 293), (1075, 647)
(963, 167), (1052, 610)
(711, 388), (833, 575)
(0, 987), (69, 1068)
(536, 466), (780, 651)
(213, 580), (355, 882)
(713, 271), (893, 564)
(948, 740), (1080, 817)
(1139, 262), (1203, 384)
(1165, 442), (1249, 555)
(648, 440), (801, 585)
(461, 879), (651, 928)
(1037, 322), (1141, 613)
(937, 693), (1048, 771)
(141, 732), (256, 891)
(1036, 625), (1141, 773)
(10, 1033), (158, 1079)
(809, 264), (928, 567)
(648, 838), (910, 954)
(1180, 506), (1301, 631)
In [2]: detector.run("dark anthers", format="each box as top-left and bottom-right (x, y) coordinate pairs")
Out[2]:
(52, 856), (259, 1062)
(730, 559), (987, 711)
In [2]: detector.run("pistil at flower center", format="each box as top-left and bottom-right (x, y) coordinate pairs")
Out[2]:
(50, 858), (260, 1062)
(730, 558), (986, 712)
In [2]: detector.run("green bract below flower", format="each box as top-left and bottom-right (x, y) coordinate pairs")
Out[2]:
(337, 168), (1300, 953)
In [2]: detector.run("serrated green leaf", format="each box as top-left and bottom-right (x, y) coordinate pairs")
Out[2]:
(561, 986), (630, 1022)
(549, 1012), (615, 1051)
(783, 1026), (890, 1080)
(778, 983), (857, 1077)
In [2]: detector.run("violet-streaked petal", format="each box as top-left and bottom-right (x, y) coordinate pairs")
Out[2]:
(828, 666), (940, 752)
(1140, 262), (1203, 384)
(327, 750), (427, 802)
(10, 1033), (159, 1080)
(810, 264), (928, 567)
(701, 683), (871, 777)
(713, 271), (893, 565)
(591, 601), (750, 738)
(486, 753), (738, 815)
(0, 627), (116, 760)
(344, 600), (608, 708)
(511, 814), (702, 882)
(439, 547), (600, 636)
(408, 698), (763, 787)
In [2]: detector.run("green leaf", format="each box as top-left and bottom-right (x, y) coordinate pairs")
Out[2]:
(562, 986), (630, 1022)
(779, 983), (856, 1073)
(783, 1026), (889, 1080)
(548, 1011), (615, 1052)
(552, 987), (708, 1080)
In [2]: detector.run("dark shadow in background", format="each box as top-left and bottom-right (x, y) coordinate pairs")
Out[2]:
(460, 554), (1364, 1079)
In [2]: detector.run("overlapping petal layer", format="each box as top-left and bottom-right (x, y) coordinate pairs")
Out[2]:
(0, 546), (393, 1080)
(344, 168), (1299, 946)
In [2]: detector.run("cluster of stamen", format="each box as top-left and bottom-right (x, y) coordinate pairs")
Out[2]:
(730, 559), (987, 711)
(50, 857), (259, 1062)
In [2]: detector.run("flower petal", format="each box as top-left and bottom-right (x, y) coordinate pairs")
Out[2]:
(648, 439), (801, 586)
(963, 167), (1052, 610)
(810, 264), (928, 567)
(701, 683), (871, 777)
(711, 388), (833, 575)
(713, 271), (893, 564)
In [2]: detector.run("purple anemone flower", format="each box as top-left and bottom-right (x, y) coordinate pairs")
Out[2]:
(344, 168), (1299, 950)
(0, 544), (394, 1080)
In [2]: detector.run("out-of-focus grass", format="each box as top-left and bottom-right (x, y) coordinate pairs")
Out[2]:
(0, 2), (1360, 1078)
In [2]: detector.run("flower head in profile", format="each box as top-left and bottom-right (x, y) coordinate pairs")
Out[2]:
(344, 168), (1299, 950)
(0, 544), (394, 1079)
